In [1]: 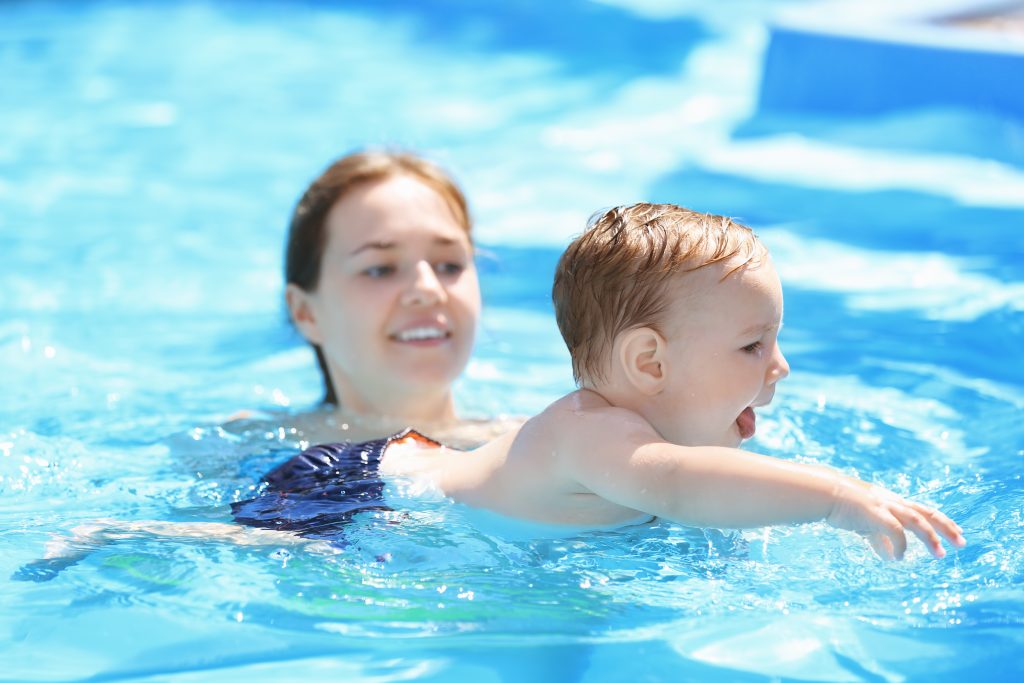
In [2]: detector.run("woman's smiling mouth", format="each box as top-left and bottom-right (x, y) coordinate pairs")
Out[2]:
(390, 325), (451, 344)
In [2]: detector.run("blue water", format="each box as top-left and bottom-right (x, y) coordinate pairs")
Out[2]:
(2, 1), (1023, 680)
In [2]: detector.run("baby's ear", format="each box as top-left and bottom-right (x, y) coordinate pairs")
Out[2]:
(617, 327), (666, 395)
(285, 284), (324, 345)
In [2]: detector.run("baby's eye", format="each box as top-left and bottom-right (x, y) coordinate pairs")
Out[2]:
(741, 341), (763, 355)
(363, 264), (396, 278)
(434, 261), (465, 276)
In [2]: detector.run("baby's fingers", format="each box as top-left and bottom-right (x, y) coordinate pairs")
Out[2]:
(890, 505), (948, 558)
(907, 501), (966, 549)
(866, 532), (897, 561)
(866, 512), (907, 561)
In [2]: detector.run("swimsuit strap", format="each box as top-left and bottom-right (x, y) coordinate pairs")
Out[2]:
(386, 428), (444, 449)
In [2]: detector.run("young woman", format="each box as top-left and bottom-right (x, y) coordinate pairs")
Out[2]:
(254, 150), (517, 447)
(14, 151), (520, 580)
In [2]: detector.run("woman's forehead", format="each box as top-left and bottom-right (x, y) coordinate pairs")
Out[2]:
(324, 176), (469, 253)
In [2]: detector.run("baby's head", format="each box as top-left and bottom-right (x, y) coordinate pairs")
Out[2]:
(553, 203), (787, 446)
(553, 203), (765, 384)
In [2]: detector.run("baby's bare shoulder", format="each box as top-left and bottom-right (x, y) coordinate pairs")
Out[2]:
(536, 391), (657, 443)
(527, 392), (664, 486)
(546, 390), (646, 420)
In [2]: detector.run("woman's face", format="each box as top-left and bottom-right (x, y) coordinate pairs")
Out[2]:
(288, 174), (481, 412)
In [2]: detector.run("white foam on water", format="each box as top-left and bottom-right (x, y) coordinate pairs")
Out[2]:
(765, 228), (1024, 321)
(756, 370), (978, 461)
(680, 616), (908, 683)
(702, 135), (1024, 209)
(475, 24), (765, 244)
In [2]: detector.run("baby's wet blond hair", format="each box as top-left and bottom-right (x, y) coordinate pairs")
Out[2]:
(552, 203), (765, 384)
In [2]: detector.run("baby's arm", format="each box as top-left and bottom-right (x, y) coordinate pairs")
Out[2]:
(561, 407), (965, 560)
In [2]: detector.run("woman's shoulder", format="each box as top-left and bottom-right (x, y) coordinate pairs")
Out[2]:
(221, 406), (525, 449)
(435, 414), (526, 449)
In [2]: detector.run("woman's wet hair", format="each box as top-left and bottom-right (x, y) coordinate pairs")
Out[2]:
(285, 150), (472, 404)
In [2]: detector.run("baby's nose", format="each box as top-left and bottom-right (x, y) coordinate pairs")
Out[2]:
(771, 346), (790, 382)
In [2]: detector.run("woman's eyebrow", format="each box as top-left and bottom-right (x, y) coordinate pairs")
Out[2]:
(350, 241), (396, 256)
(350, 236), (462, 256)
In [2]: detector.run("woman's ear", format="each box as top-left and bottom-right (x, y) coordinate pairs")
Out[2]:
(285, 284), (324, 345)
(616, 327), (667, 396)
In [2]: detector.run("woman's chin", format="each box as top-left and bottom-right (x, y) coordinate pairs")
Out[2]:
(392, 364), (463, 391)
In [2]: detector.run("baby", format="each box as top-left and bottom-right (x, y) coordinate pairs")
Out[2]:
(233, 203), (965, 561)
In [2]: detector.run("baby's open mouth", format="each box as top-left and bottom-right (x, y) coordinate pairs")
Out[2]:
(736, 406), (756, 440)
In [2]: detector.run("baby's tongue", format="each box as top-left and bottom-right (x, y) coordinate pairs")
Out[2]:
(736, 407), (756, 440)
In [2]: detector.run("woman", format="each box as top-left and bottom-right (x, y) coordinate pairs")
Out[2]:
(15, 151), (518, 580)
(257, 150), (515, 447)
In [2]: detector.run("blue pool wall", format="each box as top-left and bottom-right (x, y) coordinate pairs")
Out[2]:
(757, 6), (1024, 121)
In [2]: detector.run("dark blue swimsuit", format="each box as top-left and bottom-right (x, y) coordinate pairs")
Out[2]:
(12, 430), (441, 582)
(231, 429), (441, 541)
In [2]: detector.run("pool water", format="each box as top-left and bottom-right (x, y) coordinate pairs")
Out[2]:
(2, 1), (1023, 680)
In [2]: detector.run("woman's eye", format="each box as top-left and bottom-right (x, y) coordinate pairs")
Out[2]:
(435, 261), (465, 276)
(741, 341), (763, 355)
(363, 265), (396, 278)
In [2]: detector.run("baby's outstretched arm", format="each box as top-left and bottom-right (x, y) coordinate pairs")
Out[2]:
(655, 447), (965, 560)
(562, 407), (966, 560)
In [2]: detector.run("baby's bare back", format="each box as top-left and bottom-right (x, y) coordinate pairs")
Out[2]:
(417, 392), (654, 528)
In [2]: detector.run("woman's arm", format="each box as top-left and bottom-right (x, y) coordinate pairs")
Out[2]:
(13, 519), (323, 583)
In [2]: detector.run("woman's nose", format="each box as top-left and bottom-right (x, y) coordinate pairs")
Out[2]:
(400, 261), (447, 307)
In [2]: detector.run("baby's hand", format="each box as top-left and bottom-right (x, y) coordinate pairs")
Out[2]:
(826, 479), (966, 560)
